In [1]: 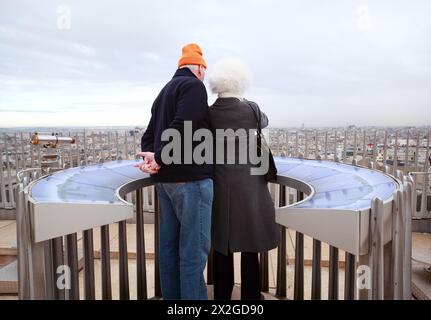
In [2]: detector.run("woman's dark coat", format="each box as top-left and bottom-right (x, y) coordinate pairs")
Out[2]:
(208, 97), (280, 255)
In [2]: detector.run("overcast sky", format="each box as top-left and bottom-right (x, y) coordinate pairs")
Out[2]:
(0, 0), (430, 128)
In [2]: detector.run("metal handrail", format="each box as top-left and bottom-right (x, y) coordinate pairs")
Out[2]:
(4, 128), (421, 300)
(16, 168), (41, 186)
(3, 128), (430, 210)
(15, 160), (413, 301)
(408, 171), (431, 218)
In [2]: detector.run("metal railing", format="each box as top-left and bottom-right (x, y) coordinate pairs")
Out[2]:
(271, 170), (413, 300)
(2, 128), (430, 212)
(15, 162), (414, 300)
(15, 179), (161, 300)
(1, 126), (423, 299)
(1, 130), (156, 212)
(409, 172), (431, 218)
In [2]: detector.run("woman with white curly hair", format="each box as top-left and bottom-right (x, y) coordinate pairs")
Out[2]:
(208, 59), (280, 300)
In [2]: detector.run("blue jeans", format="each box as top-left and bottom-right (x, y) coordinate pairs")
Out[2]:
(155, 178), (213, 300)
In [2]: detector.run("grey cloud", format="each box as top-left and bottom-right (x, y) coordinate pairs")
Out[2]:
(0, 108), (59, 113)
(0, 0), (430, 127)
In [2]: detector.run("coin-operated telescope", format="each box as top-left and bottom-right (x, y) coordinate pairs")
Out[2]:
(30, 132), (76, 173)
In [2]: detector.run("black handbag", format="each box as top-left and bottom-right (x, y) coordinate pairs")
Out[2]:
(246, 101), (277, 182)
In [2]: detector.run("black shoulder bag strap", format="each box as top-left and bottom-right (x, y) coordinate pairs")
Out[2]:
(245, 100), (277, 181)
(246, 100), (262, 155)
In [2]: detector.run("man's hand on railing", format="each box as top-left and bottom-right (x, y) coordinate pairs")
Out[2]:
(134, 152), (161, 174)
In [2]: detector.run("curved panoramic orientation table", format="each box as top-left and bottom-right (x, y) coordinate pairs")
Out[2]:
(27, 157), (400, 255)
(273, 157), (400, 255)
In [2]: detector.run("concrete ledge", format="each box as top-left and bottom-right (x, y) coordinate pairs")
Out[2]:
(412, 260), (431, 300)
(412, 218), (431, 233)
(0, 209), (16, 220)
(0, 260), (18, 294)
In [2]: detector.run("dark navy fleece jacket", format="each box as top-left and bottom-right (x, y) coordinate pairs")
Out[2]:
(140, 68), (213, 183)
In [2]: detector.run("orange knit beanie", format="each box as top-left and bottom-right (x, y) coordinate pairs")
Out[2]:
(178, 43), (207, 68)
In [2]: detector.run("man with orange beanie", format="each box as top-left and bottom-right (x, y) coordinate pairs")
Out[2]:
(136, 43), (213, 300)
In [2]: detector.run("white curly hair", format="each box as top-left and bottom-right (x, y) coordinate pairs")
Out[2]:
(208, 58), (252, 97)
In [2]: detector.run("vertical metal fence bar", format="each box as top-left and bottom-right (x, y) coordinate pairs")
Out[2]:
(103, 131), (108, 160)
(293, 190), (304, 300)
(52, 237), (65, 300)
(14, 132), (18, 170)
(328, 246), (339, 300)
(91, 131), (96, 164)
(393, 131), (398, 175)
(259, 251), (269, 292)
(404, 130), (410, 174)
(83, 130), (88, 166)
(124, 130), (129, 160)
(344, 252), (356, 300)
(383, 131), (388, 169)
(333, 130), (337, 161)
(324, 131), (328, 160)
(362, 130), (367, 164)
(37, 133), (42, 167)
(311, 239), (321, 300)
(315, 130), (319, 159)
(397, 186), (407, 299)
(99, 131), (104, 163)
(75, 132), (80, 166)
(58, 132), (63, 167)
(16, 184), (30, 299)
(143, 188), (150, 212)
(5, 133), (13, 207)
(294, 231), (304, 300)
(10, 133), (17, 207)
(43, 240), (56, 300)
(391, 190), (402, 299)
(134, 130), (139, 156)
(373, 130), (378, 169)
(20, 132), (26, 170)
(115, 131), (120, 160)
(154, 188), (162, 298)
(0, 136), (5, 208)
(100, 225), (112, 300)
(23, 201), (48, 299)
(343, 130), (347, 163)
(415, 131), (420, 172)
(106, 131), (110, 160)
(118, 220), (130, 300)
(370, 197), (384, 300)
(277, 132), (281, 156)
(420, 130), (430, 216)
(83, 229), (95, 300)
(353, 129), (357, 161)
(304, 131), (308, 158)
(75, 131), (80, 165)
(207, 248), (214, 285)
(136, 188), (148, 300)
(276, 185), (287, 297)
(29, 132), (34, 167)
(403, 183), (413, 299)
(295, 131), (299, 158)
(68, 132), (73, 168)
(110, 131), (114, 160)
(65, 233), (80, 300)
(424, 129), (430, 173)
